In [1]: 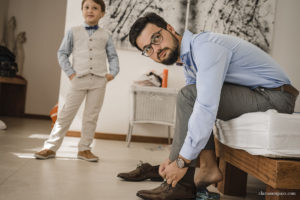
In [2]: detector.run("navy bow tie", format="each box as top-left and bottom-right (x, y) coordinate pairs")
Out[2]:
(85, 25), (98, 30)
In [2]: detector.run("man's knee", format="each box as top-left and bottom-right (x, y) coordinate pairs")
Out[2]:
(177, 84), (196, 107)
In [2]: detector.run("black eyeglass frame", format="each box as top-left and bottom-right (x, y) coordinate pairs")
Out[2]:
(141, 29), (163, 57)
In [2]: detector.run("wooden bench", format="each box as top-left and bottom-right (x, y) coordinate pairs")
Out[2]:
(0, 76), (27, 117)
(215, 139), (300, 200)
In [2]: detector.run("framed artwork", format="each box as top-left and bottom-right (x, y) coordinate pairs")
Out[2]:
(101, 0), (276, 52)
(191, 0), (276, 52)
(99, 0), (187, 50)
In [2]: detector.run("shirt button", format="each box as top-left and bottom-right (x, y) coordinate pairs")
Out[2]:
(91, 74), (94, 76)
(90, 49), (92, 51)
(90, 58), (92, 60)
(89, 39), (92, 41)
(90, 67), (93, 70)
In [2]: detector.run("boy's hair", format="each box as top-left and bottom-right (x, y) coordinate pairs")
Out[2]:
(129, 12), (168, 51)
(81, 0), (106, 12)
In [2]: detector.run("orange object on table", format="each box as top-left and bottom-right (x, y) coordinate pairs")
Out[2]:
(162, 69), (168, 88)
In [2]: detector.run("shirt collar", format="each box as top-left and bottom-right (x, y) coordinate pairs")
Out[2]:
(180, 30), (194, 58)
(83, 22), (98, 28)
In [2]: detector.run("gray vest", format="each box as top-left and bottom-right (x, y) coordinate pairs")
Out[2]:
(72, 26), (109, 77)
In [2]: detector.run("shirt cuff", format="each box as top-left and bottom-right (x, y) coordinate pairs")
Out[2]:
(110, 70), (118, 77)
(65, 68), (76, 77)
(179, 140), (201, 160)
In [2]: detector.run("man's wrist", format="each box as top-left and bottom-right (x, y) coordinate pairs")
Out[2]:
(176, 155), (191, 168)
(178, 155), (191, 164)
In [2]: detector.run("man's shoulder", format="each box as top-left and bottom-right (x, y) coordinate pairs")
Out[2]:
(187, 32), (213, 49)
(191, 32), (242, 51)
(191, 32), (216, 43)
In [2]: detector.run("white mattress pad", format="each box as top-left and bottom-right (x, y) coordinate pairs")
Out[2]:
(215, 109), (300, 158)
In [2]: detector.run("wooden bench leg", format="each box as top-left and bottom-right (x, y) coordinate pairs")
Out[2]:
(264, 185), (300, 200)
(217, 157), (247, 196)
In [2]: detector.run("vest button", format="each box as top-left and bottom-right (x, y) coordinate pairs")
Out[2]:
(89, 39), (92, 41)
(90, 58), (92, 60)
(90, 67), (93, 70)
(90, 49), (92, 51)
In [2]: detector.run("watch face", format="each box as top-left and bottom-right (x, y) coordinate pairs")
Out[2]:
(176, 158), (185, 168)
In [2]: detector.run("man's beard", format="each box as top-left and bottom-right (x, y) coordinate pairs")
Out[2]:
(160, 47), (179, 65)
(159, 35), (179, 65)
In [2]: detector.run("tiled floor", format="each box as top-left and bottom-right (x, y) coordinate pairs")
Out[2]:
(0, 117), (266, 200)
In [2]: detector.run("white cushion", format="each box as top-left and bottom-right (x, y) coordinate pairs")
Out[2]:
(215, 109), (300, 158)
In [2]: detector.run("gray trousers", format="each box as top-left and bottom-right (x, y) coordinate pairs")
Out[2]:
(169, 83), (297, 167)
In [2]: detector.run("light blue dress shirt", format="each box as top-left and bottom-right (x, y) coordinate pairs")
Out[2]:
(57, 23), (119, 77)
(179, 30), (291, 160)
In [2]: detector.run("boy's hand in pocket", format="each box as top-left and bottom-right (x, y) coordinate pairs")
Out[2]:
(105, 74), (114, 82)
(69, 73), (76, 80)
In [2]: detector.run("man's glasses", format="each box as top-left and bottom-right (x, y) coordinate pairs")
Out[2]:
(142, 29), (163, 57)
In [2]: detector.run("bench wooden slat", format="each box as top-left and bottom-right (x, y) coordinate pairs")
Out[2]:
(215, 139), (300, 189)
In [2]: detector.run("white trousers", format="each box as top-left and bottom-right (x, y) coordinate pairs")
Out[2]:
(43, 74), (107, 152)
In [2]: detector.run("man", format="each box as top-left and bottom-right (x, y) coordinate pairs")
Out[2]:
(128, 13), (298, 200)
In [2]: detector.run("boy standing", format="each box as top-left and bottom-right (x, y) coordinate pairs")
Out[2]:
(35, 0), (119, 162)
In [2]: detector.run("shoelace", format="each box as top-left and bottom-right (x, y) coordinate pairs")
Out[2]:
(136, 161), (147, 173)
(137, 160), (144, 168)
(161, 181), (172, 191)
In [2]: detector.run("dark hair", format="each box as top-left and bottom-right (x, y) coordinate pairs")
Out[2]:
(81, 0), (106, 12)
(129, 12), (168, 51)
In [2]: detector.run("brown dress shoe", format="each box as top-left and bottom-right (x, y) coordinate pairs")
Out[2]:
(117, 161), (163, 182)
(137, 181), (171, 195)
(34, 149), (56, 159)
(77, 150), (98, 162)
(137, 181), (196, 200)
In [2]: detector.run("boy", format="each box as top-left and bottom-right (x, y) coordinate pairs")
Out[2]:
(35, 0), (119, 162)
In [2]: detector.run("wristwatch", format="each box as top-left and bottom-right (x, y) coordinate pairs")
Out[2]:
(176, 158), (190, 168)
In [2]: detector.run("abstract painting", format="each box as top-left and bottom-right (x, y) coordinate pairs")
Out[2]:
(100, 0), (187, 49)
(101, 0), (276, 52)
(188, 0), (276, 52)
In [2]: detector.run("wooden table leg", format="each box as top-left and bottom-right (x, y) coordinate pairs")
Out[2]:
(217, 157), (247, 196)
(265, 185), (300, 200)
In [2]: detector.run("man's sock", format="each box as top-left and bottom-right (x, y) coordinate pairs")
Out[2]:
(179, 167), (195, 185)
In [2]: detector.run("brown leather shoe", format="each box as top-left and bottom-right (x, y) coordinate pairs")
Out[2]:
(117, 161), (163, 182)
(77, 150), (98, 162)
(34, 149), (56, 159)
(136, 181), (196, 200)
(137, 181), (171, 195)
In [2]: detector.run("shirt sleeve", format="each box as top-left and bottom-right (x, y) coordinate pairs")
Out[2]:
(183, 65), (196, 85)
(106, 35), (119, 77)
(57, 29), (75, 77)
(179, 41), (232, 160)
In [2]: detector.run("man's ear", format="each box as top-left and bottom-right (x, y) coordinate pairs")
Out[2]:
(166, 24), (176, 34)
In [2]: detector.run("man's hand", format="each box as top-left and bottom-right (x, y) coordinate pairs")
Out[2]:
(164, 160), (188, 188)
(69, 73), (76, 80)
(105, 74), (114, 82)
(159, 159), (171, 178)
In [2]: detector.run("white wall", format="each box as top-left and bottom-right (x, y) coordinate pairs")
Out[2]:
(0, 0), (9, 44)
(7, 0), (67, 115)
(61, 0), (300, 137)
(271, 0), (300, 112)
